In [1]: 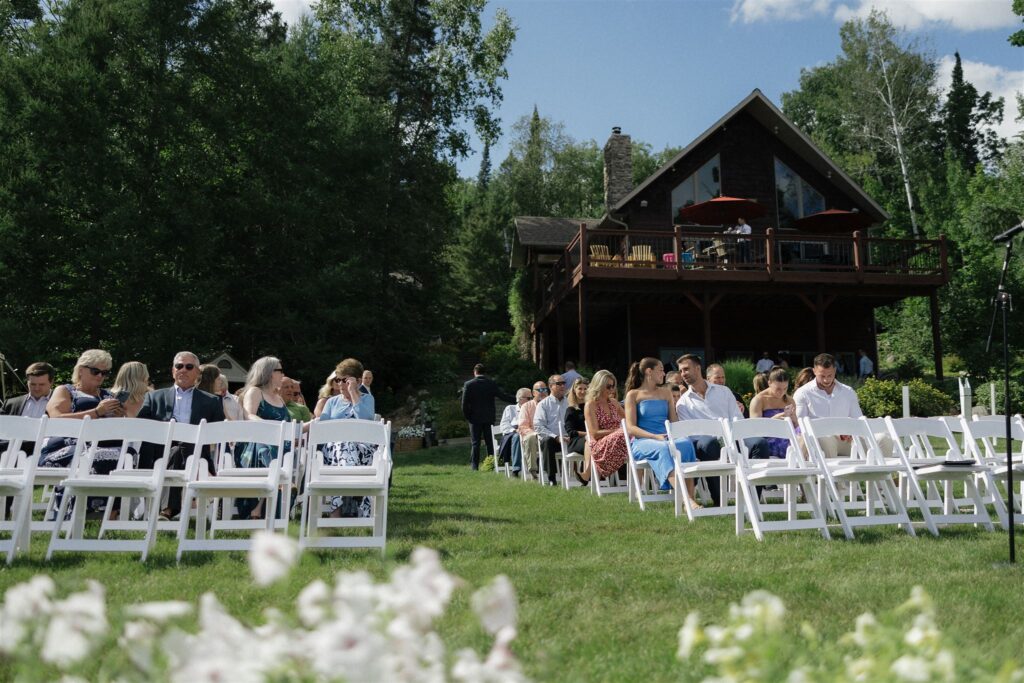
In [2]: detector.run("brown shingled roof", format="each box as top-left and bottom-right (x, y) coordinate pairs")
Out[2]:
(514, 216), (597, 248)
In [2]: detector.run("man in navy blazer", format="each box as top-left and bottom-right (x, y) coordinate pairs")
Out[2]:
(136, 351), (225, 517)
(461, 363), (515, 470)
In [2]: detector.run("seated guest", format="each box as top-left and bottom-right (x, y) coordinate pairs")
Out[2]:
(579, 370), (627, 486)
(669, 383), (682, 404)
(197, 364), (221, 395)
(319, 358), (377, 518)
(280, 376), (312, 423)
(753, 371), (769, 394)
(624, 358), (699, 506)
(749, 367), (803, 458)
(359, 369), (374, 396)
(516, 380), (547, 478)
(236, 356), (291, 519)
(533, 374), (570, 485)
(110, 361), (150, 417)
(707, 363), (747, 417)
(676, 354), (768, 506)
(1, 361), (54, 418)
(136, 351), (225, 519)
(314, 372), (341, 418)
(666, 370), (685, 395)
(795, 353), (891, 459)
(40, 350), (125, 514)
(215, 375), (245, 421)
(563, 377), (589, 456)
(794, 367), (814, 390)
(498, 388), (531, 470)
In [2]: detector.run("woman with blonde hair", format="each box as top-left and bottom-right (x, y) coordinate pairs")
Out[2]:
(319, 357), (376, 517)
(578, 369), (627, 485)
(110, 361), (150, 418)
(623, 357), (700, 508)
(314, 371), (342, 418)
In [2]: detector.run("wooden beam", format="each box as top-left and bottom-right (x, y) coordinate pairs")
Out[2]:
(555, 302), (564, 370)
(929, 291), (944, 381)
(684, 292), (703, 310)
(703, 292), (714, 364)
(578, 281), (587, 366)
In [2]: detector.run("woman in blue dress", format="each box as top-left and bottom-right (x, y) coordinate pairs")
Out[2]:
(319, 357), (377, 518)
(237, 356), (292, 518)
(749, 366), (803, 459)
(623, 357), (700, 508)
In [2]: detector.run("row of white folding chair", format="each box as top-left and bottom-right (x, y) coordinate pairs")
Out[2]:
(960, 415), (1024, 525)
(490, 425), (511, 478)
(557, 421), (584, 490)
(299, 418), (391, 556)
(620, 419), (674, 511)
(666, 418), (737, 522)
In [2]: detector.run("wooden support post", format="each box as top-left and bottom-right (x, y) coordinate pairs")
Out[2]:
(765, 227), (775, 278)
(578, 281), (587, 366)
(532, 323), (540, 365)
(853, 230), (863, 282)
(929, 291), (944, 381)
(702, 292), (714, 364)
(816, 291), (827, 353)
(580, 223), (588, 275)
(555, 302), (564, 370)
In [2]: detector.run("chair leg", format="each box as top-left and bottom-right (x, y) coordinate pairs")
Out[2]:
(965, 479), (994, 531)
(71, 493), (87, 540)
(905, 473), (938, 537)
(46, 491), (74, 561)
(142, 494), (161, 563)
(176, 488), (194, 563)
(802, 481), (831, 540)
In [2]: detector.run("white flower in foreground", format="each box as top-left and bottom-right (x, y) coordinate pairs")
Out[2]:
(899, 586), (933, 614)
(125, 601), (193, 622)
(846, 612), (878, 648)
(891, 655), (931, 682)
(297, 579), (331, 627)
(382, 547), (462, 630)
(41, 581), (107, 668)
(904, 612), (940, 649)
(453, 628), (527, 683)
(737, 590), (786, 631)
(704, 646), (744, 665)
(0, 575), (57, 650)
(471, 575), (517, 635)
(677, 611), (703, 659)
(845, 656), (875, 682)
(249, 531), (299, 586)
(120, 620), (160, 673)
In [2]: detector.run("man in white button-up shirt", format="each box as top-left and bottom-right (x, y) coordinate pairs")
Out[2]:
(676, 355), (768, 505)
(533, 374), (569, 485)
(794, 353), (864, 458)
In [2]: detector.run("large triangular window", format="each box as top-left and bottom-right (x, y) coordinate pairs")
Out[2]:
(671, 154), (720, 220)
(775, 158), (824, 228)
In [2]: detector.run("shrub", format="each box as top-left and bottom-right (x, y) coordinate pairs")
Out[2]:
(720, 358), (756, 397)
(483, 338), (544, 394)
(857, 377), (956, 418)
(436, 397), (469, 439)
(480, 454), (496, 472)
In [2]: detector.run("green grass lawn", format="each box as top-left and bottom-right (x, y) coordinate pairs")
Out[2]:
(2, 443), (1023, 681)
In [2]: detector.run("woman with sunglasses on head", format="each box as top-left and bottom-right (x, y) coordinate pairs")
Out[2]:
(578, 370), (627, 486)
(318, 358), (377, 517)
(236, 356), (291, 519)
(314, 372), (342, 419)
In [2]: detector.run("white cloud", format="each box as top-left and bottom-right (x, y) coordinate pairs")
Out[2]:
(272, 0), (313, 26)
(936, 55), (1024, 143)
(833, 0), (1017, 31)
(735, 0), (1018, 30)
(730, 0), (830, 23)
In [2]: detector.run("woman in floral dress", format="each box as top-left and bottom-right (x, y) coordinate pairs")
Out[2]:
(319, 357), (377, 517)
(578, 369), (628, 485)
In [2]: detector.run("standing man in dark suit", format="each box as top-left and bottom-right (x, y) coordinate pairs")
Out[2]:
(461, 364), (515, 470)
(136, 351), (225, 518)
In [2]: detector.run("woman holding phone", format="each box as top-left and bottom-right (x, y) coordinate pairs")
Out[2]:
(110, 361), (151, 418)
(319, 358), (376, 517)
(749, 366), (802, 459)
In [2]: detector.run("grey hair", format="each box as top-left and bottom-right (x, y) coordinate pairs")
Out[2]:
(71, 349), (113, 385)
(515, 387), (532, 401)
(245, 356), (281, 391)
(173, 350), (200, 365)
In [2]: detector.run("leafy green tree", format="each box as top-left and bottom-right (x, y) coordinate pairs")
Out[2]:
(1010, 0), (1024, 47)
(941, 52), (1004, 169)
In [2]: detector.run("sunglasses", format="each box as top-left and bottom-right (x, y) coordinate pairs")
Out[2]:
(84, 366), (111, 377)
(534, 387), (549, 393)
(331, 377), (343, 383)
(174, 363), (196, 371)
(273, 368), (284, 374)
(605, 383), (616, 390)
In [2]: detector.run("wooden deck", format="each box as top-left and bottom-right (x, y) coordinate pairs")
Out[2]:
(536, 226), (948, 321)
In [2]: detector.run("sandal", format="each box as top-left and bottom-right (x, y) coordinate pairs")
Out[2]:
(688, 499), (704, 511)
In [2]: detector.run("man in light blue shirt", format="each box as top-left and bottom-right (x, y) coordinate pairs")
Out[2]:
(533, 374), (568, 485)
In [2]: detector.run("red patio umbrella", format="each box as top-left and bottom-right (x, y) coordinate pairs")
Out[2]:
(794, 209), (873, 234)
(676, 196), (768, 226)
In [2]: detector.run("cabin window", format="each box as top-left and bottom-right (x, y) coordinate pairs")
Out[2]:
(671, 154), (720, 220)
(774, 158), (824, 228)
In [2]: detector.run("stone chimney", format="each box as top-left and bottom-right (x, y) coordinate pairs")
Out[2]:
(603, 127), (633, 210)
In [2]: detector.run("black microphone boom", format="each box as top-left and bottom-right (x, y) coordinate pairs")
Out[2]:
(993, 221), (1024, 243)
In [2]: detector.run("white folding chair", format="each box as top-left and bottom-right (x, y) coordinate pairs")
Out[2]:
(299, 419), (390, 556)
(800, 416), (919, 539)
(724, 418), (830, 541)
(47, 417), (174, 562)
(210, 420), (298, 533)
(29, 418), (87, 531)
(621, 419), (674, 510)
(490, 425), (511, 477)
(885, 417), (995, 532)
(558, 421), (584, 490)
(176, 420), (288, 560)
(960, 416), (1024, 526)
(666, 418), (736, 521)
(0, 416), (46, 563)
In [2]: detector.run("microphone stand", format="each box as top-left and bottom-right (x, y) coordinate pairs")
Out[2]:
(985, 239), (1016, 563)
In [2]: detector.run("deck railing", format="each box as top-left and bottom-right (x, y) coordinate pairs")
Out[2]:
(536, 225), (948, 316)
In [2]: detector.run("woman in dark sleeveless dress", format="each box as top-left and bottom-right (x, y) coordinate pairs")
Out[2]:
(237, 356), (292, 519)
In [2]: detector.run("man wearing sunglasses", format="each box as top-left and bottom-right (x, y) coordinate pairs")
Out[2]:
(461, 363), (516, 470)
(136, 351), (225, 518)
(533, 374), (570, 485)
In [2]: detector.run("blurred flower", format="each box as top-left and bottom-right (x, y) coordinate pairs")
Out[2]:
(891, 655), (931, 682)
(297, 579), (331, 628)
(41, 581), (107, 668)
(248, 531), (299, 587)
(125, 601), (193, 622)
(471, 575), (517, 635)
(677, 611), (703, 659)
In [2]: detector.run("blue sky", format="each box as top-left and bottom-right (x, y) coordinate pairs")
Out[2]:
(274, 0), (1024, 179)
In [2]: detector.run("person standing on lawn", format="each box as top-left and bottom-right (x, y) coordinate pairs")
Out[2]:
(461, 364), (515, 470)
